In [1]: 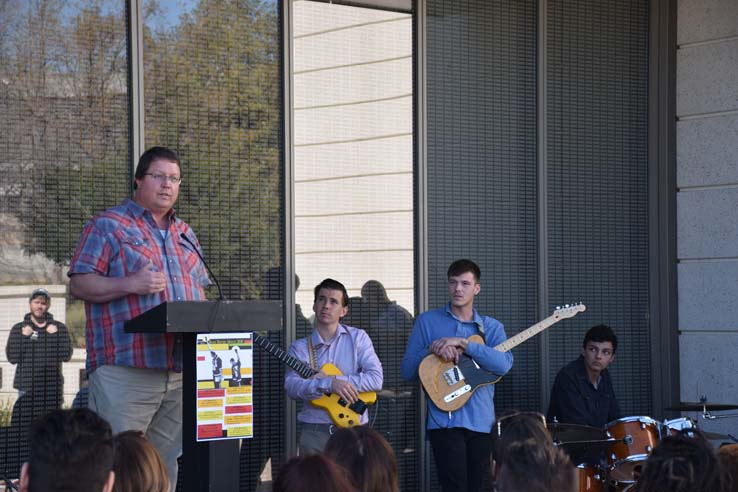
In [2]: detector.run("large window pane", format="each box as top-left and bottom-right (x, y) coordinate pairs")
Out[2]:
(141, 1), (283, 490)
(292, 1), (417, 489)
(0, 0), (129, 477)
(426, 1), (538, 489)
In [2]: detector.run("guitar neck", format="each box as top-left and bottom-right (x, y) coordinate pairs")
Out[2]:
(494, 315), (559, 353)
(253, 334), (318, 379)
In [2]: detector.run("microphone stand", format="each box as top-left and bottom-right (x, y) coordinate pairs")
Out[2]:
(180, 232), (225, 301)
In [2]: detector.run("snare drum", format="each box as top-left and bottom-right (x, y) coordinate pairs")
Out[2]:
(576, 463), (605, 492)
(605, 416), (661, 483)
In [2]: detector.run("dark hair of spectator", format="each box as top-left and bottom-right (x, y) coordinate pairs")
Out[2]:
(496, 438), (576, 492)
(636, 431), (725, 492)
(325, 426), (399, 492)
(112, 430), (170, 492)
(313, 278), (350, 307)
(133, 146), (181, 189)
(492, 411), (551, 467)
(447, 259), (481, 282)
(26, 408), (114, 492)
(272, 454), (354, 492)
(582, 324), (618, 353)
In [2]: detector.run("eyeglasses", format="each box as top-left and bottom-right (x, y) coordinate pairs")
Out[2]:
(145, 173), (181, 185)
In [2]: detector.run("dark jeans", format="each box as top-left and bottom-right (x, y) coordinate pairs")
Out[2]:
(428, 427), (492, 492)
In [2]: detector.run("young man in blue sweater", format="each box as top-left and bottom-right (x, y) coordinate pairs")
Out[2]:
(401, 259), (513, 492)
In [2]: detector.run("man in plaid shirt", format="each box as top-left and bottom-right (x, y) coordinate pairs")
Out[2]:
(68, 146), (210, 492)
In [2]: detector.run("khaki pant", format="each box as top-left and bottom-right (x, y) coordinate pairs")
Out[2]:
(89, 365), (182, 492)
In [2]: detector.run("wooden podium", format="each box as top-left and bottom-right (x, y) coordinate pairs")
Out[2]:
(125, 300), (282, 492)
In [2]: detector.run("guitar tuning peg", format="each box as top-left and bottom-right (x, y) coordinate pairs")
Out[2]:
(555, 305), (561, 310)
(564, 304), (570, 308)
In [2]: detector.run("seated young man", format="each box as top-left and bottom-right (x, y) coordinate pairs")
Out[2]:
(20, 408), (115, 492)
(547, 324), (620, 428)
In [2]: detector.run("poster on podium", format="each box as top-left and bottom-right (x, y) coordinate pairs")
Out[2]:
(195, 332), (254, 441)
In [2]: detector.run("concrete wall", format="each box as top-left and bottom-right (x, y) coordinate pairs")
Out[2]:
(677, 0), (738, 439)
(0, 285), (85, 408)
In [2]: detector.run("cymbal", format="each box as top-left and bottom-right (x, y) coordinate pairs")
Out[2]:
(556, 438), (617, 464)
(665, 402), (738, 412)
(546, 422), (607, 443)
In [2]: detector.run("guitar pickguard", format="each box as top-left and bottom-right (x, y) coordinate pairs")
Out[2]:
(440, 357), (493, 404)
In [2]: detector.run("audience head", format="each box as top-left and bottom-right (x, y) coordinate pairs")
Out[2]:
(325, 426), (399, 492)
(20, 408), (115, 492)
(637, 431), (724, 492)
(492, 411), (551, 471)
(496, 438), (575, 492)
(718, 444), (738, 492)
(112, 430), (170, 492)
(273, 454), (354, 492)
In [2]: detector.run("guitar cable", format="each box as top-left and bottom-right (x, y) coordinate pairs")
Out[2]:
(369, 395), (379, 428)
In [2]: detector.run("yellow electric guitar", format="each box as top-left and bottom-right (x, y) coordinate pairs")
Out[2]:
(419, 303), (586, 412)
(253, 334), (377, 428)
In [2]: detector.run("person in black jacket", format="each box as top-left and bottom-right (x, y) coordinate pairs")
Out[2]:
(547, 324), (620, 428)
(5, 288), (72, 407)
(3, 288), (73, 477)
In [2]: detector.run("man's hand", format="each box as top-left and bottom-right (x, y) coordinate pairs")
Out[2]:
(21, 324), (34, 337)
(311, 370), (359, 403)
(330, 378), (360, 404)
(46, 324), (58, 334)
(127, 260), (166, 295)
(431, 337), (469, 363)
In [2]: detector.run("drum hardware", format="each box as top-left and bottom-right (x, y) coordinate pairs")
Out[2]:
(576, 463), (605, 492)
(665, 395), (738, 414)
(700, 409), (738, 420)
(666, 397), (738, 434)
(663, 415), (737, 442)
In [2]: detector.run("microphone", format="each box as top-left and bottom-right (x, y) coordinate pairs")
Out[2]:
(180, 233), (225, 301)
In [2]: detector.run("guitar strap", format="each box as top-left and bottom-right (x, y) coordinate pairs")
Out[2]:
(307, 336), (318, 370)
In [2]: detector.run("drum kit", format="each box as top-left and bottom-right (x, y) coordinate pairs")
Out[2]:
(549, 401), (738, 492)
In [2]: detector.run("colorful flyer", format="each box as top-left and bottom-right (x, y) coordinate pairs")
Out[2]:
(195, 332), (254, 442)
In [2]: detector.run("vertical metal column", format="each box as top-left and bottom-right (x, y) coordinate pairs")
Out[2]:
(648, 0), (679, 419)
(537, 0), (551, 411)
(283, 0), (298, 457)
(127, 0), (145, 188)
(415, 0), (430, 489)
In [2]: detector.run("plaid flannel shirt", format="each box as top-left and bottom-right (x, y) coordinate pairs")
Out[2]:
(69, 199), (210, 373)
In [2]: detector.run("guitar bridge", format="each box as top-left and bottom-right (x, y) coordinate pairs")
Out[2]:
(442, 365), (465, 386)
